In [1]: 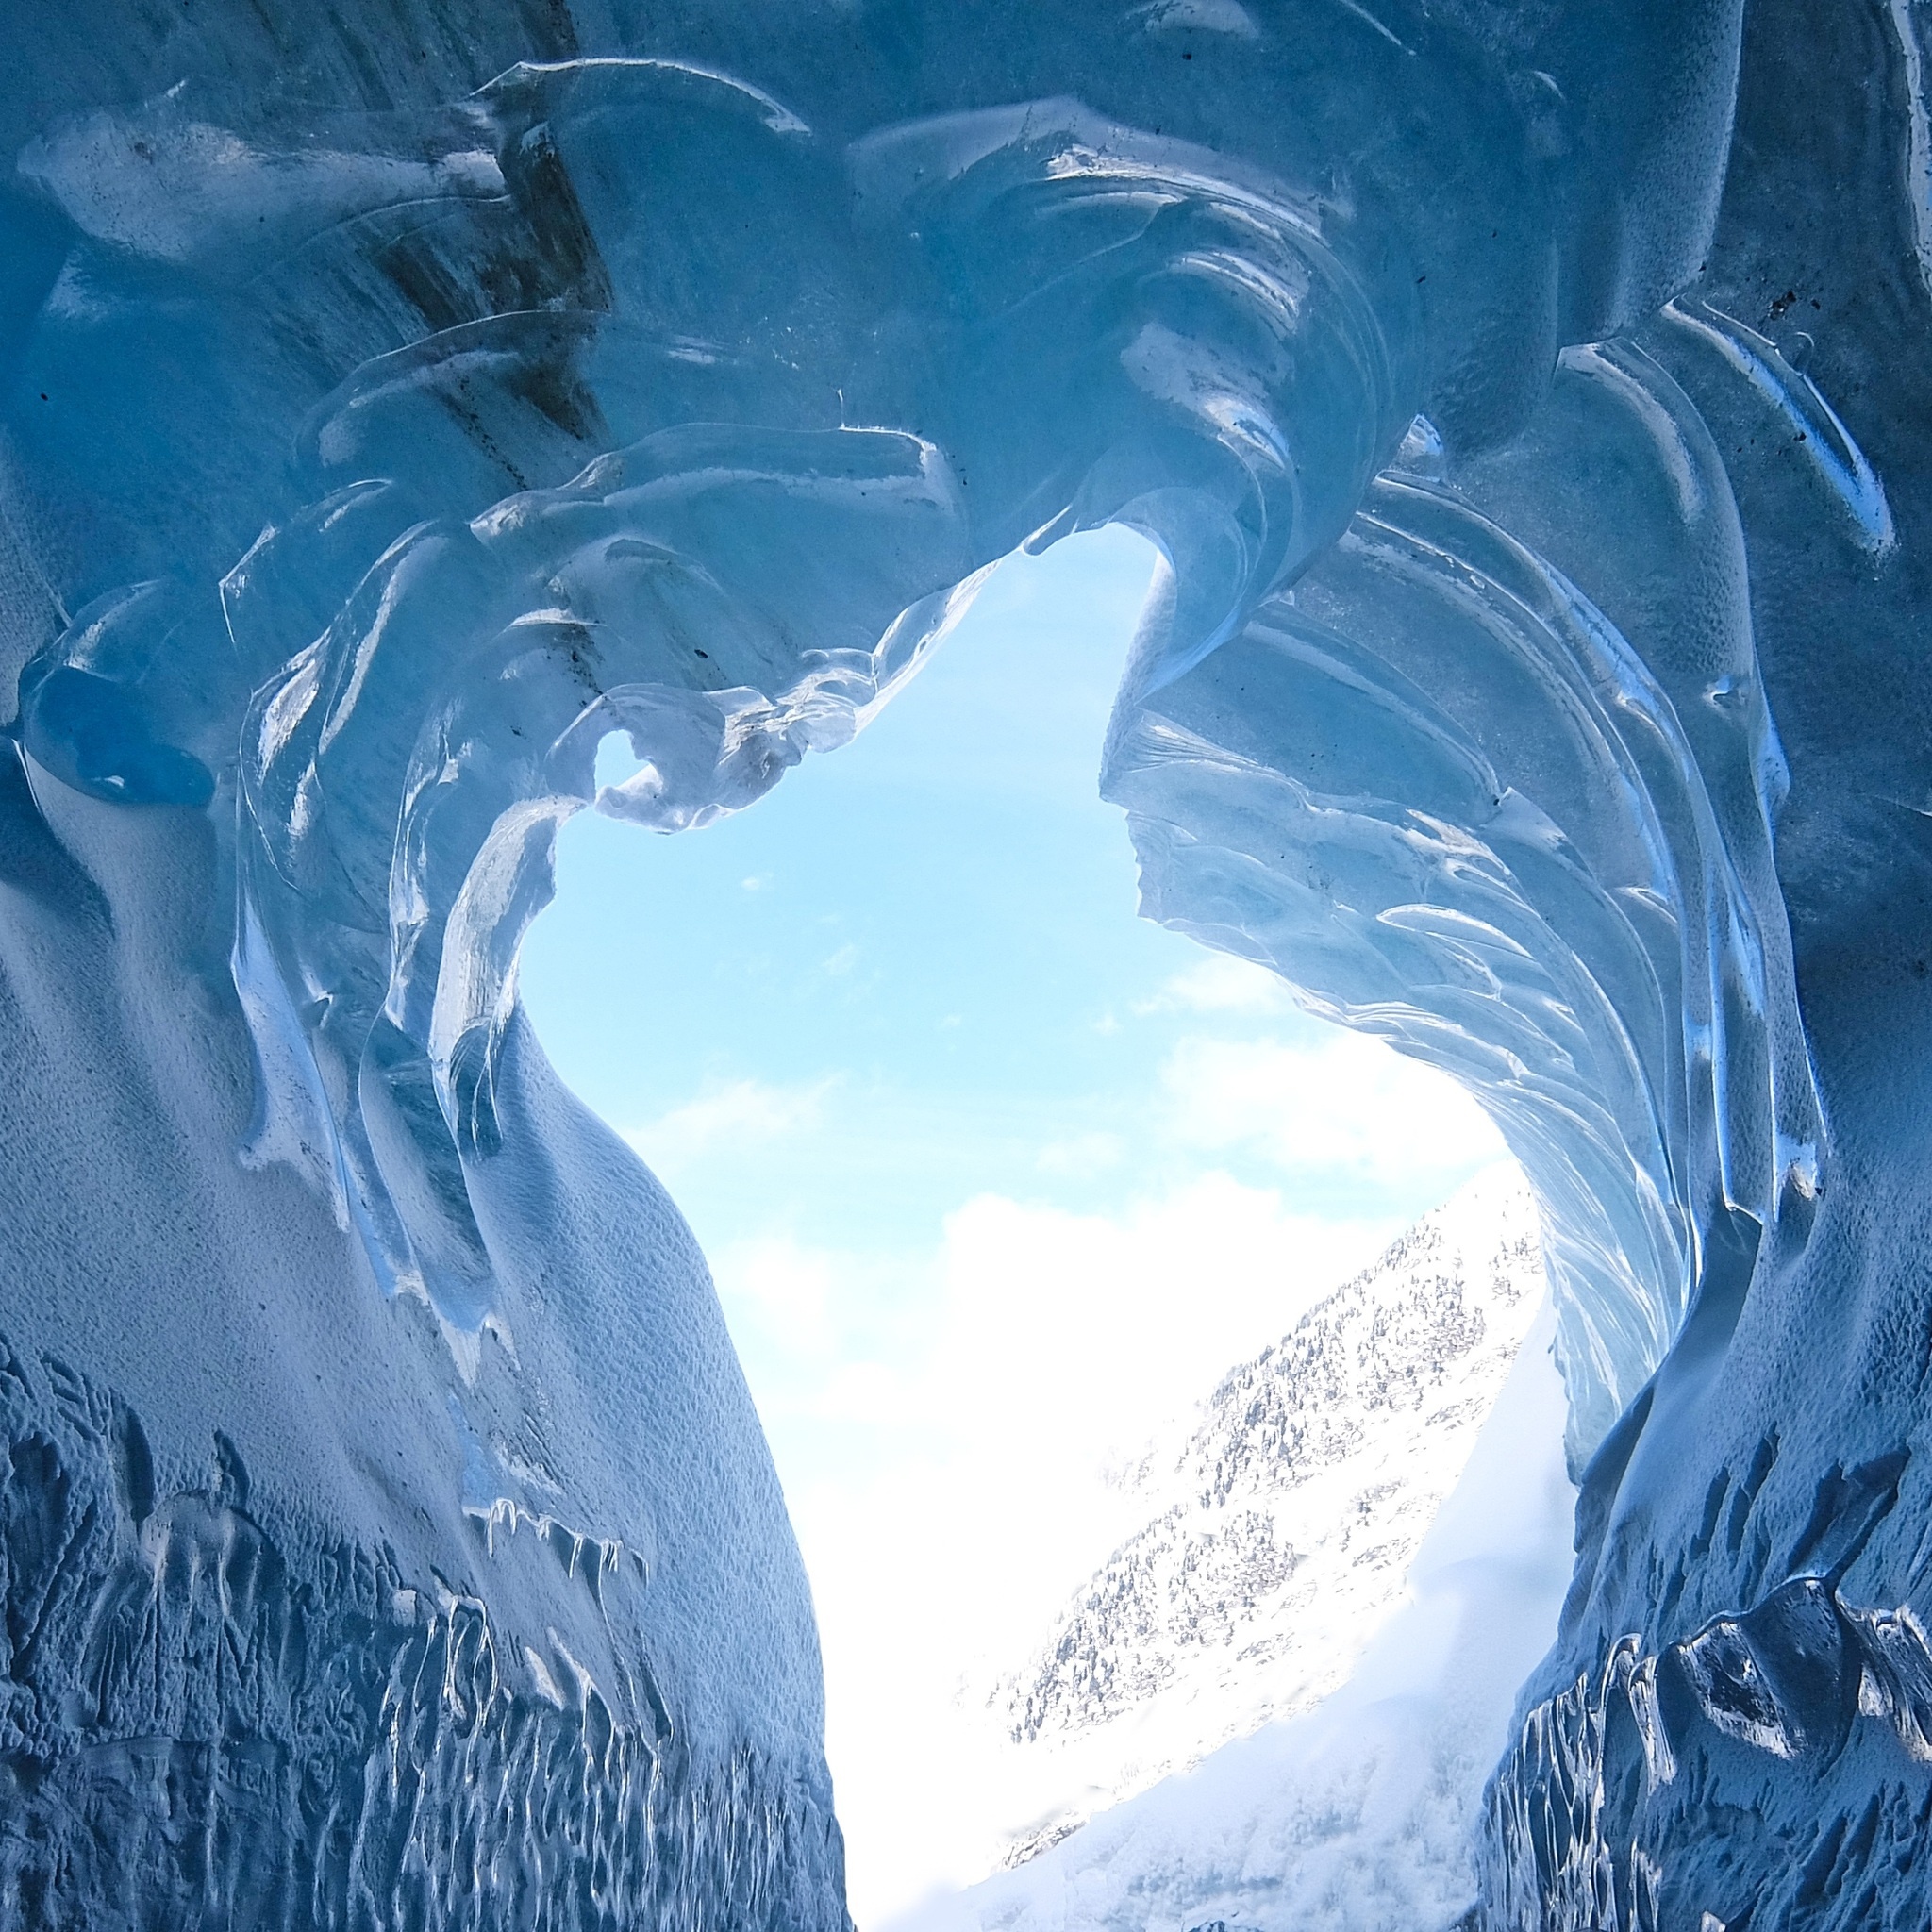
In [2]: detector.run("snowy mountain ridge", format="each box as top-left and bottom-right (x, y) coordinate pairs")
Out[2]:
(979, 1164), (1546, 1865)
(895, 1270), (1578, 1932)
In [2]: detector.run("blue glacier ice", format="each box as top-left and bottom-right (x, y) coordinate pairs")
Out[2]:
(1, 0), (1929, 1924)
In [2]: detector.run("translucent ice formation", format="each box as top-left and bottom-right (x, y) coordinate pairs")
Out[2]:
(3, 0), (1931, 1924)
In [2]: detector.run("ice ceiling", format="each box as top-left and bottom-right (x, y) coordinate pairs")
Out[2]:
(2, 0), (1931, 1926)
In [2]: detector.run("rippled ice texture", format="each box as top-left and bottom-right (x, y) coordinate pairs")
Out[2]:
(1, 0), (1931, 1924)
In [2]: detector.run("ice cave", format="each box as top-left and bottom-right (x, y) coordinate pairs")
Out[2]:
(0, 0), (1927, 1924)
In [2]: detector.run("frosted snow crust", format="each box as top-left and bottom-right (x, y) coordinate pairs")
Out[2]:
(4, 0), (1932, 1924)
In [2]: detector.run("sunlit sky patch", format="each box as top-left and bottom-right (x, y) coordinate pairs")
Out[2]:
(522, 527), (1509, 1924)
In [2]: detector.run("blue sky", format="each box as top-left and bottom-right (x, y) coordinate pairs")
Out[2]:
(520, 528), (1507, 1924)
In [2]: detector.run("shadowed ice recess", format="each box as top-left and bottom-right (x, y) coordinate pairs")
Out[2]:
(3, 0), (1932, 1926)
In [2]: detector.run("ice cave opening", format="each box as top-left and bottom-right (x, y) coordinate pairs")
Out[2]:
(520, 526), (1570, 1925)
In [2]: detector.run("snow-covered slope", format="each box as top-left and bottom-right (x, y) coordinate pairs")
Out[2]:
(909, 1166), (1549, 1887)
(899, 1243), (1576, 1932)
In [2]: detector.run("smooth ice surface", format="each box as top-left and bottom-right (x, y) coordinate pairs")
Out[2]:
(3, 0), (1806, 1472)
(5, 0), (1932, 1924)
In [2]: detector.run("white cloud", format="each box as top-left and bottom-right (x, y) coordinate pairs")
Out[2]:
(1034, 1131), (1126, 1178)
(823, 941), (861, 976)
(1160, 1029), (1505, 1183)
(721, 1172), (1405, 1607)
(1132, 952), (1295, 1017)
(710, 1234), (839, 1361)
(625, 1075), (833, 1172)
(927, 1178), (1395, 1467)
(812, 1357), (925, 1429)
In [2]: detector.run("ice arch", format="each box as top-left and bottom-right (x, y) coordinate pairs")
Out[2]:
(0, 0), (1928, 1925)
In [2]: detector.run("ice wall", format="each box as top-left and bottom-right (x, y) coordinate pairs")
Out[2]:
(2, 0), (1930, 1924)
